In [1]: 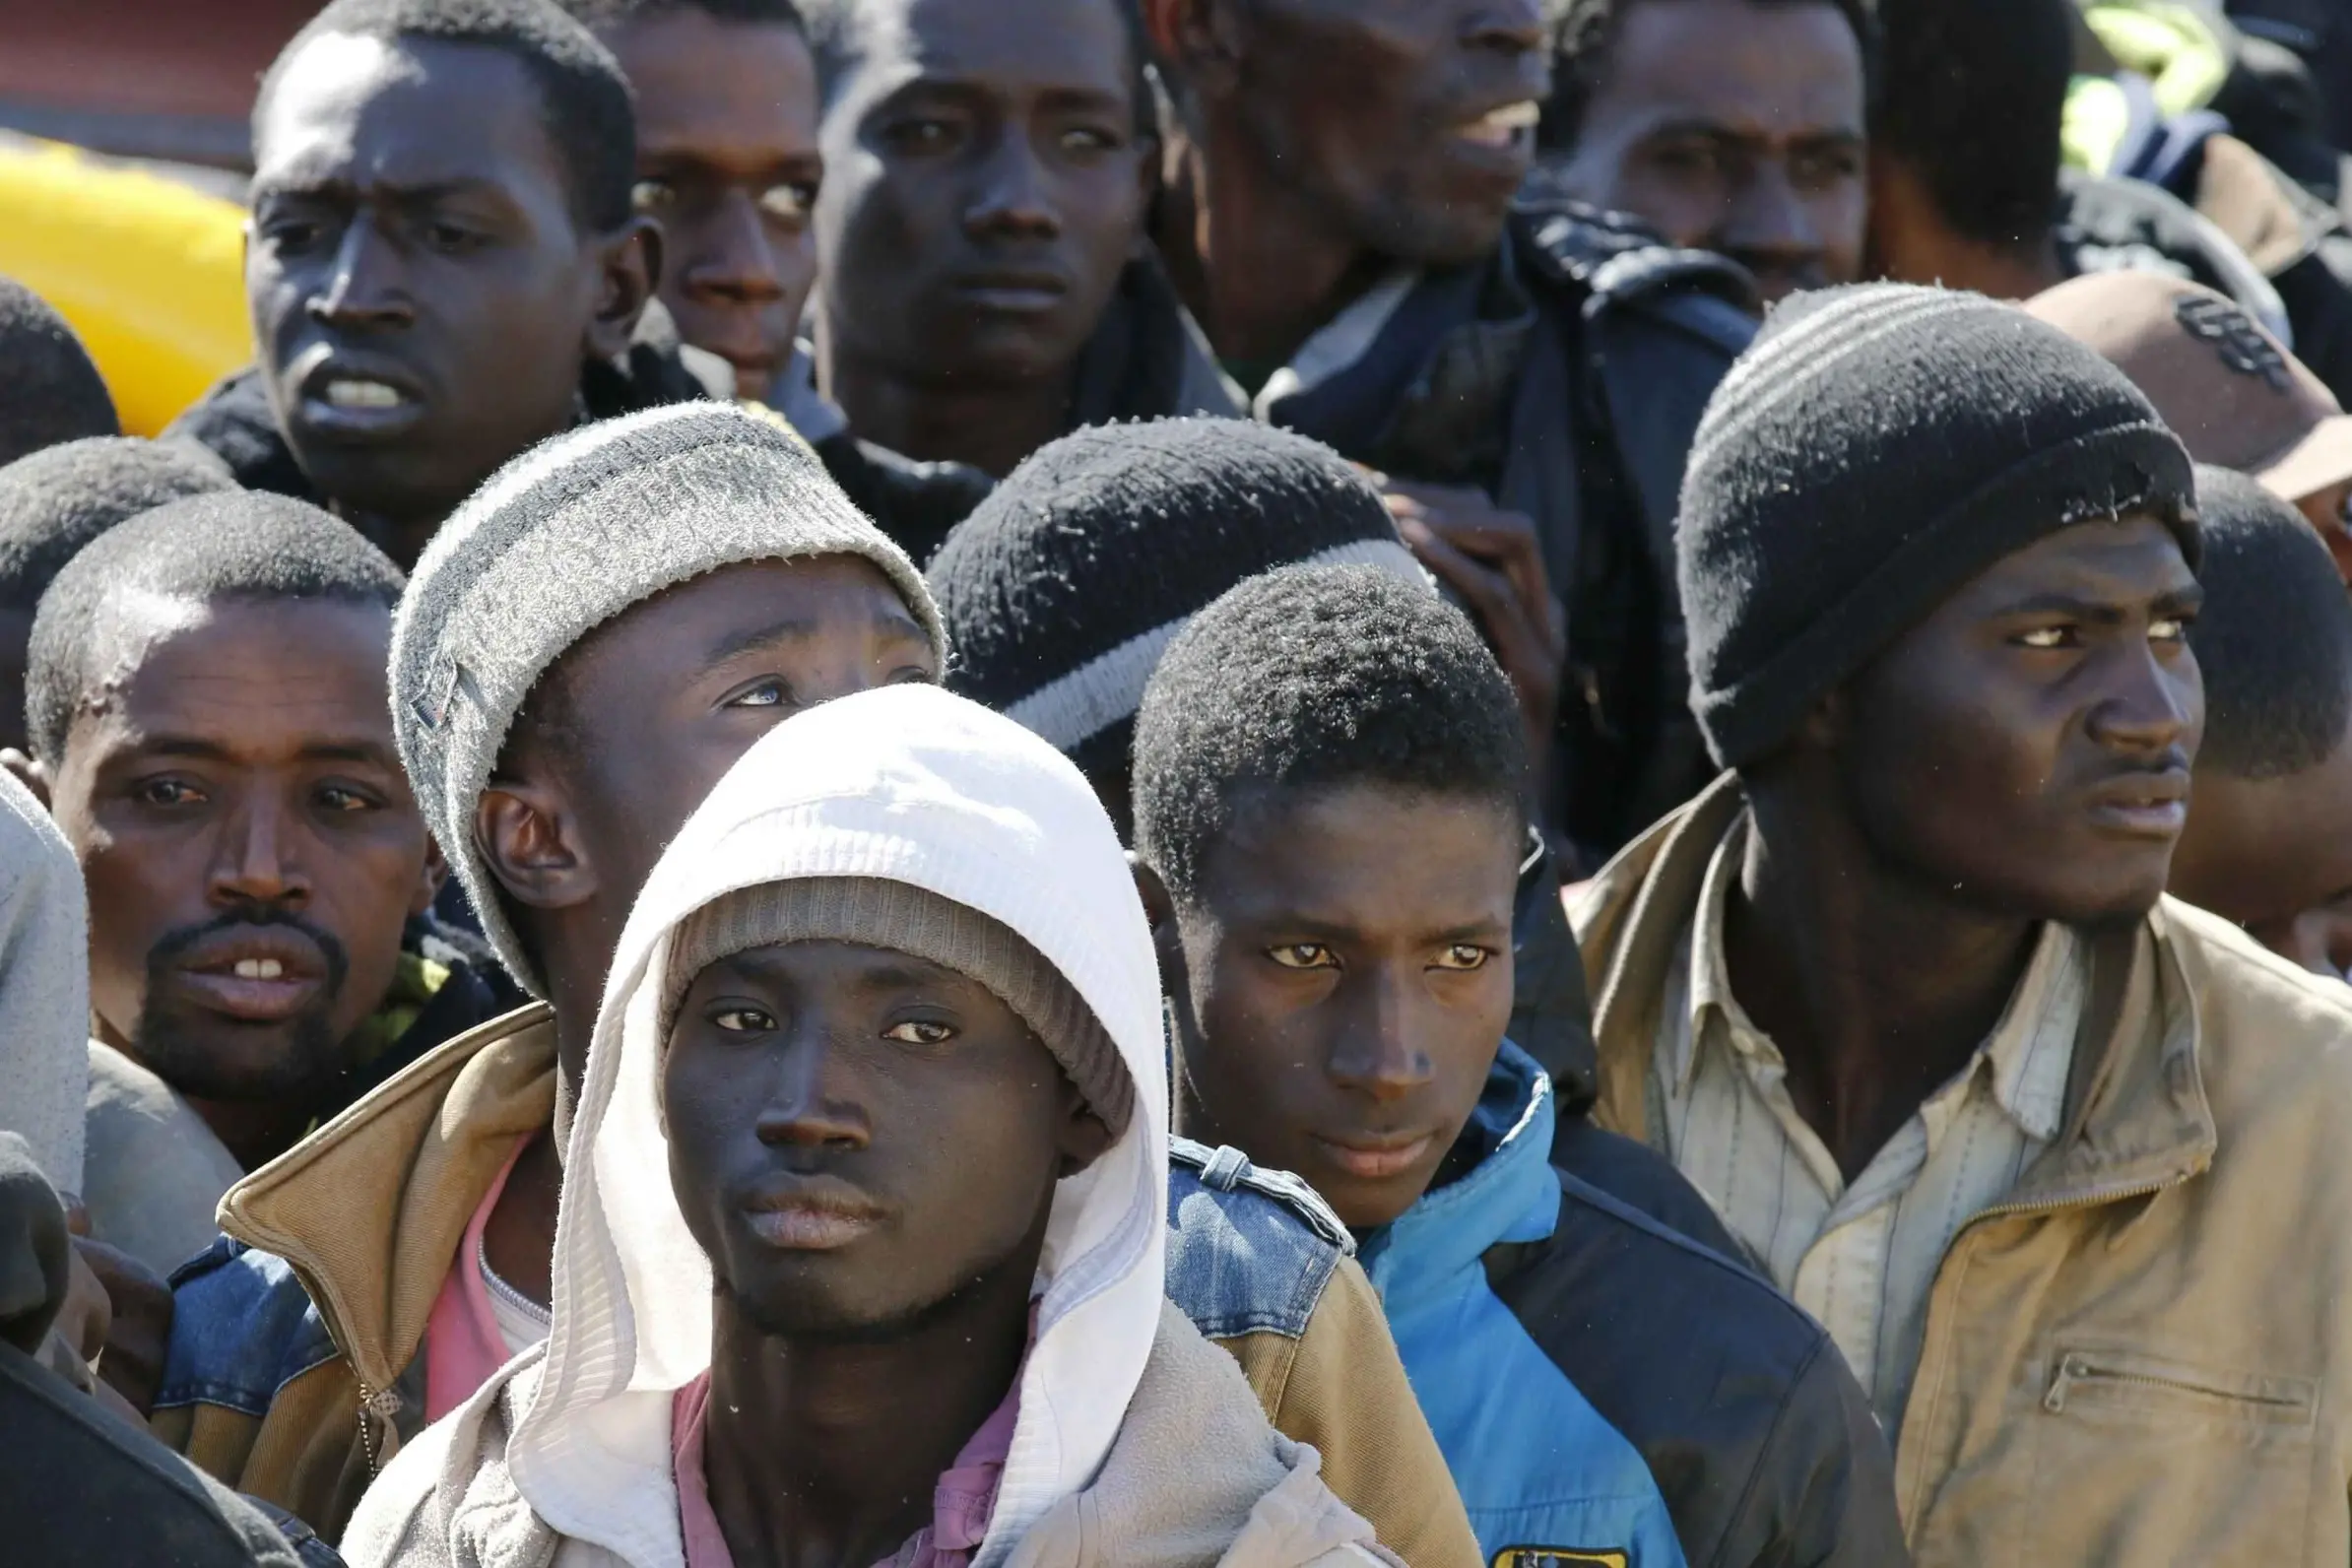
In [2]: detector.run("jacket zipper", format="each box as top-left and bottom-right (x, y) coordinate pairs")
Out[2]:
(2043, 1352), (2312, 1414)
(354, 1378), (404, 1476)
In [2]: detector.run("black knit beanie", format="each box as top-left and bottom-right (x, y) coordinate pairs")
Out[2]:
(1680, 284), (2199, 768)
(927, 418), (1427, 776)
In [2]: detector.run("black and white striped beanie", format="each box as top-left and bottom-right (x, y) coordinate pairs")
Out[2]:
(1679, 285), (2199, 769)
(391, 401), (946, 996)
(926, 418), (1427, 776)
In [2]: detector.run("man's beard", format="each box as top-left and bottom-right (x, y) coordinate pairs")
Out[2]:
(130, 912), (352, 1103)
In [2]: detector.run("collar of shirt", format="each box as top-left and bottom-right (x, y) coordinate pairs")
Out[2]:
(1670, 813), (2080, 1164)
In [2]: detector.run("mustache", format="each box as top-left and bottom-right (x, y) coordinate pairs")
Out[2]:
(146, 909), (351, 996)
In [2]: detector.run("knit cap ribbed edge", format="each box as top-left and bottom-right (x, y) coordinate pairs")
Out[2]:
(661, 877), (1135, 1140)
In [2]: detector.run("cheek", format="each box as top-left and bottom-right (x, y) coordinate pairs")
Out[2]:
(1848, 676), (2067, 862)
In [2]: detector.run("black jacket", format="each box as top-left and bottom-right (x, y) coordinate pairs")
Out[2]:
(1264, 188), (1758, 864)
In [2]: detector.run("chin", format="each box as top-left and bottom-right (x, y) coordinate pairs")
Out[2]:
(1364, 197), (1513, 271)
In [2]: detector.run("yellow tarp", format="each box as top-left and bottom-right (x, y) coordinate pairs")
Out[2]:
(0, 140), (250, 437)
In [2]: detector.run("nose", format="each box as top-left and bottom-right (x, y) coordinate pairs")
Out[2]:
(752, 1022), (871, 1151)
(680, 190), (789, 304)
(210, 794), (311, 912)
(1462, 0), (1546, 58)
(1724, 164), (1822, 271)
(2087, 637), (2200, 760)
(1326, 965), (1437, 1104)
(306, 217), (415, 331)
(963, 132), (1062, 243)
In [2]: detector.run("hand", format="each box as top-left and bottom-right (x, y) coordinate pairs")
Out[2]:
(79, 1237), (171, 1416)
(1379, 479), (1568, 786)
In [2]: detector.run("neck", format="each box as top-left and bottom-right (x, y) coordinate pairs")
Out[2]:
(331, 500), (447, 576)
(1867, 165), (2066, 302)
(540, 900), (629, 1130)
(1727, 780), (2042, 1180)
(700, 1243), (1038, 1568)
(1155, 122), (1396, 369)
(183, 1093), (319, 1173)
(817, 318), (1078, 481)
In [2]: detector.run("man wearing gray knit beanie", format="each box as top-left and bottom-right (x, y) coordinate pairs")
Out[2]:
(1573, 283), (2352, 1566)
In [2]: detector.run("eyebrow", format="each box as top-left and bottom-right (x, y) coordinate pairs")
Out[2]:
(697, 614), (931, 675)
(251, 174), (517, 207)
(725, 947), (965, 994)
(1992, 583), (2206, 621)
(120, 736), (401, 766)
(1638, 117), (1863, 144)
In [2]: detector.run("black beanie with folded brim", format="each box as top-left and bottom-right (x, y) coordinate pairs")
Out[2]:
(1679, 284), (2199, 770)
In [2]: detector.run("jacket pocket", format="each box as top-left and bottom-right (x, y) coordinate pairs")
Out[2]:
(2041, 1347), (2318, 1430)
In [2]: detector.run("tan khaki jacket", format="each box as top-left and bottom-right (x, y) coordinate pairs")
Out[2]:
(156, 1007), (1477, 1568)
(1570, 777), (2352, 1567)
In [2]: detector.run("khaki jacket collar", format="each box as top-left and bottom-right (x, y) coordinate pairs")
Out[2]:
(215, 1004), (557, 1395)
(1571, 778), (2215, 1222)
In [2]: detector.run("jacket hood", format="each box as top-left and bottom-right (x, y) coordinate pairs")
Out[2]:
(508, 683), (1169, 1568)
(0, 767), (88, 1195)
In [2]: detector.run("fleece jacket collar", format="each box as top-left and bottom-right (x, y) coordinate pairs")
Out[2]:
(1356, 1043), (1562, 1316)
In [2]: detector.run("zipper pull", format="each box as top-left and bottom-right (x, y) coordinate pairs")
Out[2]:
(2045, 1353), (2088, 1412)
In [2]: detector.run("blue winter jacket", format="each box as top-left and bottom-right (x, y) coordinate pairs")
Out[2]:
(1357, 1042), (1686, 1568)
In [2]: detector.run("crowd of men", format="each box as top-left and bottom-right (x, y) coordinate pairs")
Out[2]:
(7, 0), (2352, 1564)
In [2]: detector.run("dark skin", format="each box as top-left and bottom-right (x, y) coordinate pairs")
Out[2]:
(1864, 152), (2064, 302)
(472, 556), (938, 1305)
(0, 606), (31, 755)
(1729, 517), (2203, 1178)
(12, 598), (441, 1173)
(814, 0), (1154, 478)
(1143, 783), (1520, 1231)
(1147, 2), (1565, 804)
(600, 11), (824, 405)
(1549, 0), (1866, 303)
(2169, 722), (2352, 973)
(247, 33), (656, 568)
(2292, 480), (2352, 584)
(665, 942), (1110, 1568)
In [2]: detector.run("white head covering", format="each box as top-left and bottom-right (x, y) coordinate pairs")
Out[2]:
(506, 684), (1168, 1568)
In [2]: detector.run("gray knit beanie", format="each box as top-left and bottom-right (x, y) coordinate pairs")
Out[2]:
(1679, 285), (2198, 768)
(661, 877), (1134, 1138)
(392, 401), (948, 996)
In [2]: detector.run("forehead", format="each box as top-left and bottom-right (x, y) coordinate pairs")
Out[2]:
(606, 11), (818, 156)
(559, 555), (928, 682)
(1599, 0), (1864, 134)
(1938, 513), (2197, 614)
(74, 595), (395, 755)
(851, 0), (1134, 101)
(254, 32), (571, 202)
(1197, 781), (1521, 920)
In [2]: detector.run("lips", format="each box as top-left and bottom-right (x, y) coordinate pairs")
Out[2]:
(2084, 769), (2191, 839)
(1311, 1131), (1438, 1183)
(740, 1177), (887, 1252)
(952, 270), (1072, 315)
(288, 346), (430, 441)
(170, 927), (330, 1024)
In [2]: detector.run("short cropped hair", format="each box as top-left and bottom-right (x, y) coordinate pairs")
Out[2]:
(0, 438), (234, 615)
(1541, 0), (1879, 152)
(1134, 564), (1529, 900)
(28, 492), (406, 765)
(0, 280), (119, 469)
(1870, 0), (2069, 247)
(259, 0), (639, 231)
(800, 0), (1154, 138)
(555, 0), (802, 28)
(2189, 466), (2352, 781)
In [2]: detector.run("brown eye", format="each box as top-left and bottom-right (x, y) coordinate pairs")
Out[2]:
(1268, 945), (1338, 970)
(710, 1006), (776, 1033)
(632, 178), (679, 213)
(1433, 945), (1491, 972)
(882, 1019), (955, 1045)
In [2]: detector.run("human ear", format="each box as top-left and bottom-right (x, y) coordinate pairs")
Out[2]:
(1130, 854), (1189, 997)
(1144, 0), (1243, 102)
(0, 750), (50, 812)
(584, 218), (661, 363)
(474, 780), (600, 913)
(409, 834), (451, 919)
(1055, 1092), (1118, 1178)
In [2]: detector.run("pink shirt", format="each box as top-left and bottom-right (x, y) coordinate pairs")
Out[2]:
(671, 1350), (1025, 1568)
(423, 1136), (539, 1422)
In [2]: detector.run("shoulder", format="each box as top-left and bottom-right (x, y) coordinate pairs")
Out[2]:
(1166, 1141), (1352, 1342)
(1508, 181), (1760, 357)
(2159, 899), (2352, 1108)
(160, 368), (317, 501)
(158, 1238), (340, 1418)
